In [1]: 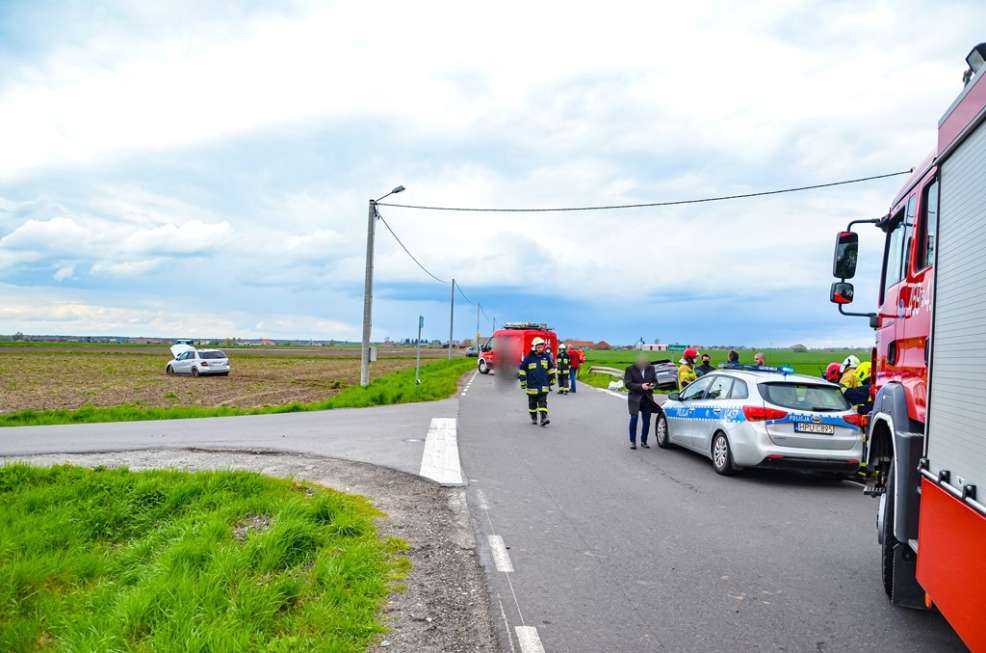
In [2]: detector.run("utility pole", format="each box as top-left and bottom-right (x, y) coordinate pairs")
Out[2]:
(359, 199), (377, 387)
(448, 277), (455, 359)
(476, 303), (481, 352)
(415, 315), (423, 385)
(359, 185), (405, 387)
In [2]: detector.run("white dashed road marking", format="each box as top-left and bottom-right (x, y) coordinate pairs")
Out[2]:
(488, 534), (515, 572)
(515, 626), (546, 653)
(419, 417), (464, 485)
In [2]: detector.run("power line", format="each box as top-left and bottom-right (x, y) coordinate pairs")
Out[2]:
(377, 169), (913, 213)
(375, 210), (447, 285)
(455, 283), (474, 305)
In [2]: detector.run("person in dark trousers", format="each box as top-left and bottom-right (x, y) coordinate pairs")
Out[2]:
(568, 346), (584, 393)
(519, 337), (556, 426)
(556, 343), (572, 394)
(723, 350), (741, 368)
(624, 354), (659, 449)
(696, 353), (714, 377)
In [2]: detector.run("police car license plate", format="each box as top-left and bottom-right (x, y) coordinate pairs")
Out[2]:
(794, 422), (835, 435)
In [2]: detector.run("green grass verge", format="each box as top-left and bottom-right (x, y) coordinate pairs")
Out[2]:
(0, 358), (474, 428)
(0, 464), (407, 653)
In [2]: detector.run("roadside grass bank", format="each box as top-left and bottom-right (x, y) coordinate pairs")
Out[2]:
(0, 358), (474, 428)
(0, 464), (406, 653)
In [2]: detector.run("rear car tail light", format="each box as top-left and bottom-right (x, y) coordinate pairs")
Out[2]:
(743, 406), (788, 421)
(201, 362), (209, 367)
(844, 413), (866, 427)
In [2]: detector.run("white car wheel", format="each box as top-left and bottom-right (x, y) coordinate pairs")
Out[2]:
(166, 365), (174, 375)
(711, 432), (736, 476)
(478, 359), (489, 374)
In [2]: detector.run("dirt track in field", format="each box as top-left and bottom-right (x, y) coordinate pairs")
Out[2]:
(0, 350), (423, 412)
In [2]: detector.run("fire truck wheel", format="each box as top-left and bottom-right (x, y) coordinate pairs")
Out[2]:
(881, 466), (896, 598)
(478, 359), (489, 374)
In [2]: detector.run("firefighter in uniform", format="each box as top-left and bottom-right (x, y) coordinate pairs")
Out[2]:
(556, 343), (572, 395)
(519, 337), (556, 426)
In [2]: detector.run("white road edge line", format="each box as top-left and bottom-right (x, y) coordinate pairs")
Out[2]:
(515, 626), (546, 653)
(419, 417), (464, 486)
(488, 534), (515, 572)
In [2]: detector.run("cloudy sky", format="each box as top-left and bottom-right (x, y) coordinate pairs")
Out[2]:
(0, 1), (982, 346)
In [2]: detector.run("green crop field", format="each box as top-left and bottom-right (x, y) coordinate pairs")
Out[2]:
(0, 464), (405, 652)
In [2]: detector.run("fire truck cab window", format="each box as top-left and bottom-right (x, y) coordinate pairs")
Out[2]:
(881, 202), (911, 299)
(918, 180), (939, 270)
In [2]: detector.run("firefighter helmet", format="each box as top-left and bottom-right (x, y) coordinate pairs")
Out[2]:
(824, 362), (842, 383)
(683, 347), (699, 360)
(531, 337), (546, 349)
(840, 354), (861, 373)
(558, 343), (567, 350)
(856, 361), (872, 384)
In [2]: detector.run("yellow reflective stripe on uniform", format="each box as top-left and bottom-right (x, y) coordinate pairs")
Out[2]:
(518, 369), (527, 376)
(527, 389), (539, 395)
(540, 360), (548, 368)
(528, 363), (537, 369)
(549, 368), (557, 374)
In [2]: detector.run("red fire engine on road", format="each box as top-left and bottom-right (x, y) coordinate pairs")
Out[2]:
(477, 322), (557, 375)
(830, 43), (986, 651)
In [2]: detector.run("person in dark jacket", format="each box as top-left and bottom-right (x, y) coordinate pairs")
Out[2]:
(624, 354), (659, 449)
(556, 344), (572, 395)
(723, 350), (741, 368)
(519, 337), (556, 426)
(695, 353), (714, 377)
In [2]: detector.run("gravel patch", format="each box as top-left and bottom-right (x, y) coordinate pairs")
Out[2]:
(1, 448), (497, 653)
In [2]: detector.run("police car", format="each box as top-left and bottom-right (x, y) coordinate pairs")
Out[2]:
(654, 367), (864, 477)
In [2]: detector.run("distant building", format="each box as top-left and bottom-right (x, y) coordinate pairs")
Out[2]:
(594, 341), (612, 350)
(564, 339), (594, 349)
(638, 343), (669, 351)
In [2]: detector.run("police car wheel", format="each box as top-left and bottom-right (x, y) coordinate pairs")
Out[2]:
(711, 432), (736, 476)
(655, 414), (671, 449)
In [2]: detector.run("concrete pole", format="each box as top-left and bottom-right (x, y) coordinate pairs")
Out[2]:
(415, 315), (423, 385)
(476, 303), (481, 352)
(359, 199), (376, 386)
(448, 277), (455, 359)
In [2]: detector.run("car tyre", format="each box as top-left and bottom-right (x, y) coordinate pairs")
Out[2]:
(655, 413), (671, 449)
(881, 466), (897, 598)
(191, 367), (199, 377)
(711, 432), (736, 476)
(166, 365), (174, 375)
(478, 359), (489, 374)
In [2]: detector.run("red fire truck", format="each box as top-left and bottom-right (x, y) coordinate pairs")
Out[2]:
(477, 322), (557, 374)
(829, 43), (986, 651)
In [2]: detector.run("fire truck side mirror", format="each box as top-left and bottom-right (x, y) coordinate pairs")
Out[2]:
(830, 281), (855, 305)
(833, 231), (859, 279)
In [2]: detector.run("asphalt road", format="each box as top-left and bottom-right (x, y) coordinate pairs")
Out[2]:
(0, 399), (456, 477)
(459, 372), (966, 652)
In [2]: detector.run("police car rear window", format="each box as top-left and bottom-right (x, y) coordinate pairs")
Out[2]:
(759, 382), (848, 412)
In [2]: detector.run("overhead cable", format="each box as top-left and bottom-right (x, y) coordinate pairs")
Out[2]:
(377, 170), (913, 213)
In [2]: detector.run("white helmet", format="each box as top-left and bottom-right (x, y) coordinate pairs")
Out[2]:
(840, 355), (861, 373)
(531, 337), (546, 349)
(558, 343), (567, 349)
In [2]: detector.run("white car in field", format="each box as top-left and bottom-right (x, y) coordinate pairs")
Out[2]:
(655, 368), (864, 477)
(165, 344), (230, 377)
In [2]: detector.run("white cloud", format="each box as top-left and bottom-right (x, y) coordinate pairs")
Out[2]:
(0, 284), (359, 340)
(0, 1), (982, 343)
